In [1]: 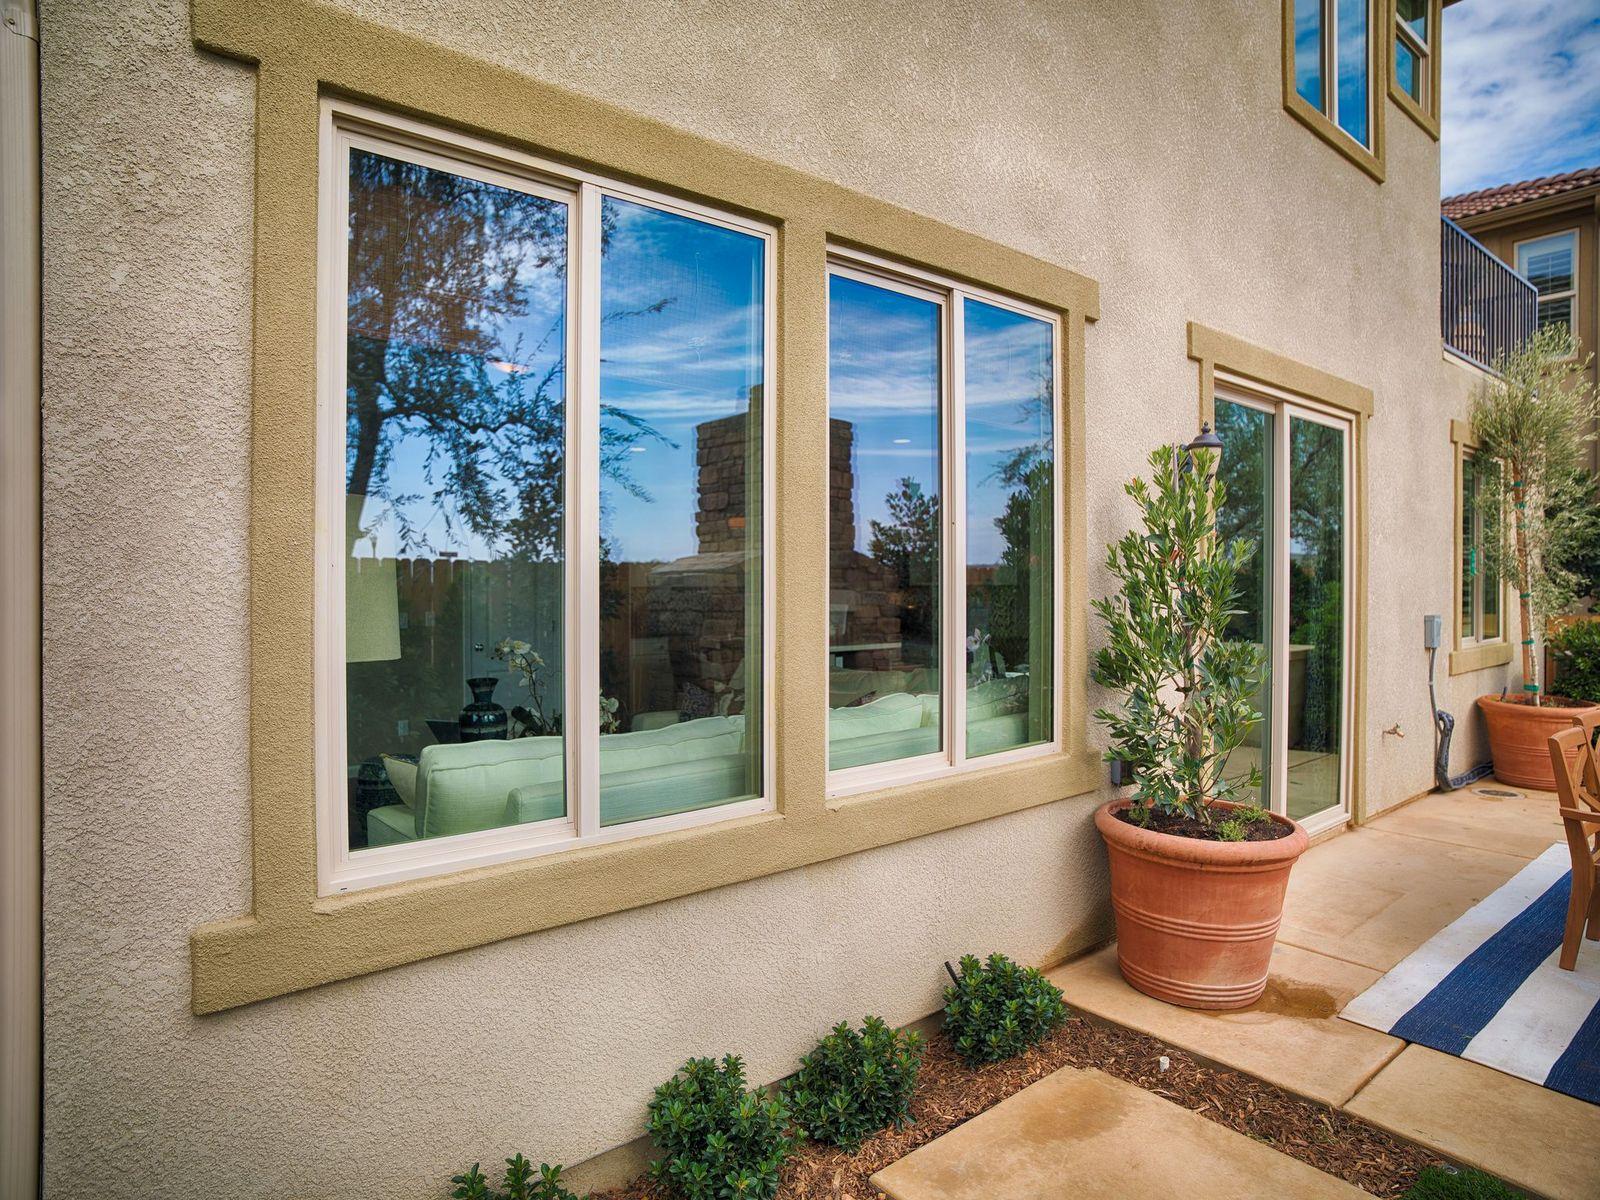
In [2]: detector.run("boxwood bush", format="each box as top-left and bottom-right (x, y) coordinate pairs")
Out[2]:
(1550, 619), (1600, 705)
(646, 1055), (794, 1200)
(942, 952), (1068, 1065)
(782, 1015), (922, 1150)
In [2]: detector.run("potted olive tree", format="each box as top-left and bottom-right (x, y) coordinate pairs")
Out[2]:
(1471, 326), (1600, 789)
(1092, 436), (1308, 1010)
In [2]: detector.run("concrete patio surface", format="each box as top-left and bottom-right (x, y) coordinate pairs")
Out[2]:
(1047, 784), (1600, 1200)
(871, 1066), (1370, 1200)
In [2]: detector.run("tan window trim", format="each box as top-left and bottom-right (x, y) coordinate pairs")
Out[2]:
(1386, 0), (1441, 139)
(1280, 0), (1388, 182)
(1448, 419), (1513, 675)
(187, 0), (1102, 1014)
(1186, 323), (1372, 822)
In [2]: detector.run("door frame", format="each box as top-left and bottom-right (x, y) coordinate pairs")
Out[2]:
(1216, 377), (1355, 836)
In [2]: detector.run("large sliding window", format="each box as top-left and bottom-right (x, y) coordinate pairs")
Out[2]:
(826, 253), (1059, 787)
(323, 109), (772, 891)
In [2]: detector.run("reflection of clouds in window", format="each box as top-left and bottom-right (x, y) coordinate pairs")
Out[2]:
(599, 197), (764, 564)
(964, 300), (1052, 567)
(1335, 0), (1370, 146)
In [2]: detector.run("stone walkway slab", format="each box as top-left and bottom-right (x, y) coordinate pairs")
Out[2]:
(1345, 1045), (1600, 1200)
(1366, 788), (1562, 862)
(1049, 942), (1403, 1105)
(871, 1066), (1368, 1200)
(1278, 827), (1530, 972)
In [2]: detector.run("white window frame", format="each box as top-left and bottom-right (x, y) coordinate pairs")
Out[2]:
(1515, 230), (1579, 341)
(316, 99), (776, 894)
(823, 247), (1064, 799)
(1459, 449), (1504, 648)
(1300, 0), (1377, 151)
(1394, 0), (1429, 103)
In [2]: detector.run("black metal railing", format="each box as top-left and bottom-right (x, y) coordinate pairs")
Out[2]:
(1441, 216), (1538, 372)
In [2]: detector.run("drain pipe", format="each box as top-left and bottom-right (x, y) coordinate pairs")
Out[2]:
(1, 1), (42, 1196)
(1424, 614), (1494, 791)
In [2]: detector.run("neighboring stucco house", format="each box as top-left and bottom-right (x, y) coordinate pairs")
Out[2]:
(0, 0), (1541, 1195)
(1444, 165), (1600, 474)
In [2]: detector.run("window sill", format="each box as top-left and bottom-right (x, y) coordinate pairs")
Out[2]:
(1449, 641), (1513, 676)
(1388, 79), (1440, 140)
(1281, 91), (1386, 183)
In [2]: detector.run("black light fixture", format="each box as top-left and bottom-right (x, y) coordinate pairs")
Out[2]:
(1182, 420), (1223, 478)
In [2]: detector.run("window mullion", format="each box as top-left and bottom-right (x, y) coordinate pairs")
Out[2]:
(1324, 0), (1338, 121)
(948, 293), (968, 768)
(573, 182), (603, 838)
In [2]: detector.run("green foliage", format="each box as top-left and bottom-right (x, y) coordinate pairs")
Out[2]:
(450, 1156), (579, 1200)
(1215, 817), (1249, 842)
(1402, 1164), (1521, 1199)
(1471, 325), (1600, 701)
(1550, 620), (1600, 704)
(782, 1016), (923, 1150)
(647, 1055), (795, 1200)
(942, 953), (1068, 1065)
(1091, 445), (1265, 822)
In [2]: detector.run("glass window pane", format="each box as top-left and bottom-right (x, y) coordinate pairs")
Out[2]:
(597, 198), (765, 825)
(1460, 455), (1477, 637)
(1516, 233), (1575, 294)
(1336, 0), (1370, 146)
(1395, 36), (1420, 101)
(1215, 399), (1274, 810)
(963, 299), (1053, 757)
(1287, 417), (1345, 822)
(1538, 295), (1574, 335)
(827, 273), (943, 771)
(1397, 0), (1427, 42)
(343, 147), (569, 853)
(1294, 0), (1325, 109)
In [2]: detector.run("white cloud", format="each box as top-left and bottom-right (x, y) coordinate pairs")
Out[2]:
(1442, 0), (1600, 196)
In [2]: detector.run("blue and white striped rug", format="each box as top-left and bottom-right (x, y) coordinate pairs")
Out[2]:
(1342, 844), (1600, 1104)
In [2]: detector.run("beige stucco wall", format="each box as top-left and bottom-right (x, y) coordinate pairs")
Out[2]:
(39, 0), (1516, 1195)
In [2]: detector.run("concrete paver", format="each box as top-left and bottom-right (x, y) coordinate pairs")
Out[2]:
(1049, 942), (1403, 1106)
(871, 1066), (1369, 1200)
(1345, 1045), (1600, 1200)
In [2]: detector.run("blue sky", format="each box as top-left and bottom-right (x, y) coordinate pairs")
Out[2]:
(1442, 0), (1600, 196)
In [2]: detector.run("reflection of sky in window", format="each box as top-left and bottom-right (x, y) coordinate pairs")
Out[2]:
(1335, 0), (1369, 145)
(599, 197), (764, 563)
(350, 150), (569, 560)
(1295, 0), (1323, 107)
(827, 274), (941, 551)
(964, 299), (1052, 566)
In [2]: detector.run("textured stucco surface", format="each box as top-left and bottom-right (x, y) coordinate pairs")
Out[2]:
(41, 0), (1510, 1196)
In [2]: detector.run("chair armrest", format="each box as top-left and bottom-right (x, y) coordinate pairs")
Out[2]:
(1558, 806), (1600, 827)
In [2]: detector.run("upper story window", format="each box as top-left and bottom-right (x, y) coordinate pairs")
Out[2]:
(325, 111), (773, 891)
(825, 253), (1059, 791)
(1459, 451), (1502, 646)
(1516, 231), (1578, 338)
(1393, 0), (1429, 102)
(1285, 0), (1384, 178)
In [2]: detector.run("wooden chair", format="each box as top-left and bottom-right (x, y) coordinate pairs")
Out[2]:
(1549, 726), (1600, 970)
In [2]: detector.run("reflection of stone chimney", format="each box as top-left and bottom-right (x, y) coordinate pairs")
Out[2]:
(695, 413), (746, 554)
(829, 418), (857, 553)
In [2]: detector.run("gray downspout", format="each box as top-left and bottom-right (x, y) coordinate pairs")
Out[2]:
(1, 0), (42, 1197)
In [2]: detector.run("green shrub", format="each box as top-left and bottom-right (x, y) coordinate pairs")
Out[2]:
(782, 1015), (922, 1150)
(1403, 1164), (1521, 1199)
(942, 953), (1068, 1065)
(646, 1055), (794, 1200)
(450, 1155), (578, 1200)
(1550, 620), (1600, 704)
(1216, 818), (1248, 842)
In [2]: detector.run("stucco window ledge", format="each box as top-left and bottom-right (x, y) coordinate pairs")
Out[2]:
(1449, 641), (1514, 676)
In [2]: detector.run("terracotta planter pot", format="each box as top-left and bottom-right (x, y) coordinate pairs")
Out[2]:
(1477, 694), (1600, 790)
(1095, 800), (1309, 1010)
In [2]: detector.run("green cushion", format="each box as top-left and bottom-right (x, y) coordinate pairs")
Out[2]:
(416, 736), (563, 839)
(827, 723), (940, 770)
(381, 755), (417, 807)
(366, 803), (417, 846)
(828, 692), (926, 741)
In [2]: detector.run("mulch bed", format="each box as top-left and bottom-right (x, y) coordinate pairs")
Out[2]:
(590, 1013), (1444, 1200)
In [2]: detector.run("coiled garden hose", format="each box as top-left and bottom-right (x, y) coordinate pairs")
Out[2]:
(1428, 644), (1496, 791)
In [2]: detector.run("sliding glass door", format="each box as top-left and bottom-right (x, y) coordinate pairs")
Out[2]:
(1216, 388), (1352, 828)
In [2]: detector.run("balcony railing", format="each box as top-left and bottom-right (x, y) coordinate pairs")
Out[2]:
(1442, 216), (1538, 373)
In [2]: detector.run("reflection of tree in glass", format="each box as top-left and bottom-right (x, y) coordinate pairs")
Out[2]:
(975, 375), (1052, 674)
(345, 150), (669, 561)
(1214, 403), (1267, 646)
(1289, 423), (1343, 753)
(869, 477), (939, 652)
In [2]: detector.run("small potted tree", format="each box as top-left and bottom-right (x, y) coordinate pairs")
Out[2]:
(1092, 434), (1308, 1010)
(1472, 326), (1600, 789)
